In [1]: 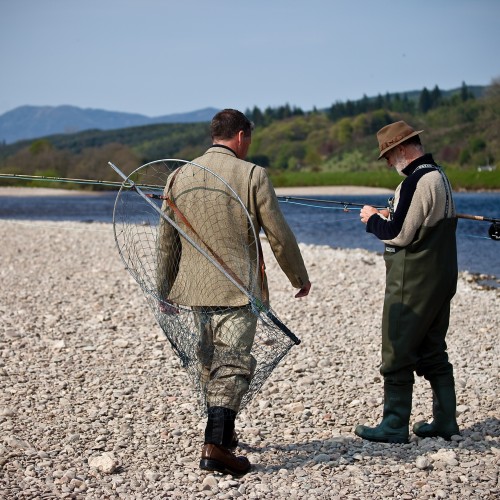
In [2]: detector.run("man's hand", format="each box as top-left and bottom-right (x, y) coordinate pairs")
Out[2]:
(295, 280), (311, 298)
(360, 205), (380, 225)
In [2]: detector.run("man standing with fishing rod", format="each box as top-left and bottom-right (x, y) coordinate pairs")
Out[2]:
(356, 120), (460, 443)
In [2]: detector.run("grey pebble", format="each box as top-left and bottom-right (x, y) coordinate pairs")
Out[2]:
(0, 220), (498, 498)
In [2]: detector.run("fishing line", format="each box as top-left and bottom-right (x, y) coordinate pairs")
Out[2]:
(278, 195), (500, 241)
(278, 199), (363, 211)
(1, 174), (498, 240)
(0, 173), (163, 190)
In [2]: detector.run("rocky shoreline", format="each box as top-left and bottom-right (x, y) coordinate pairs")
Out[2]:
(1, 220), (498, 499)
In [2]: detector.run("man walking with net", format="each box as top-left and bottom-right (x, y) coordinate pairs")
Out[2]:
(157, 109), (311, 475)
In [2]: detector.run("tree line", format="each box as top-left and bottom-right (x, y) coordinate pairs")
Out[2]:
(244, 82), (478, 125)
(0, 81), (497, 190)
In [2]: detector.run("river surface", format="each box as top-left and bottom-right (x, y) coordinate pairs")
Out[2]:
(0, 190), (498, 278)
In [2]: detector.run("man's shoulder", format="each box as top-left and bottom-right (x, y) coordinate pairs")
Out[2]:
(195, 150), (264, 174)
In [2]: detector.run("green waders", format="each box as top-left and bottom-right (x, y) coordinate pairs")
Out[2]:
(356, 218), (459, 443)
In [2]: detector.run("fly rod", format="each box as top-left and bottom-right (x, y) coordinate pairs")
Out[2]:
(0, 173), (163, 190)
(277, 195), (500, 240)
(1, 174), (498, 241)
(277, 195), (388, 210)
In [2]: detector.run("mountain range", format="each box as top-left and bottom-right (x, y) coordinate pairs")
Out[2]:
(0, 84), (487, 146)
(0, 105), (220, 144)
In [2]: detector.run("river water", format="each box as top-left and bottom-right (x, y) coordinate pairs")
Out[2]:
(0, 190), (498, 278)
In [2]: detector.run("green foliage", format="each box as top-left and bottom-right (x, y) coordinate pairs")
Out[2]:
(1, 82), (498, 190)
(447, 169), (499, 190)
(270, 170), (399, 190)
(29, 139), (53, 155)
(246, 104), (305, 127)
(468, 137), (486, 153)
(323, 150), (369, 172)
(459, 149), (471, 165)
(419, 87), (432, 113)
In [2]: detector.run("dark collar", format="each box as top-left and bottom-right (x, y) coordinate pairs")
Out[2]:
(402, 153), (436, 176)
(209, 144), (237, 156)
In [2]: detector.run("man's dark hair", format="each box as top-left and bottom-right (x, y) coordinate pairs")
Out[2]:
(211, 109), (254, 141)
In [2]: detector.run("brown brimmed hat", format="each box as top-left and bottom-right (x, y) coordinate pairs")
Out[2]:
(377, 121), (423, 159)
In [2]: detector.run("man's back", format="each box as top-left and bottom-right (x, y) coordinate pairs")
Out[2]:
(165, 147), (261, 307)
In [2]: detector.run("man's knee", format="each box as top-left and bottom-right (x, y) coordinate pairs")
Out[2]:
(382, 369), (415, 386)
(416, 361), (453, 381)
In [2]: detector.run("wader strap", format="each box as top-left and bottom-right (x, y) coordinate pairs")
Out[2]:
(437, 168), (454, 218)
(414, 164), (453, 218)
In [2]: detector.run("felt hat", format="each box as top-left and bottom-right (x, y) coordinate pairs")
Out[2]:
(377, 121), (423, 159)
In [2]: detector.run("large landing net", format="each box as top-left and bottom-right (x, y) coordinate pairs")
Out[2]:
(110, 159), (300, 414)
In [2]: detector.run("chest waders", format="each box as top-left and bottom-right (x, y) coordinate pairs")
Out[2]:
(355, 170), (459, 443)
(401, 221), (460, 440)
(381, 217), (458, 382)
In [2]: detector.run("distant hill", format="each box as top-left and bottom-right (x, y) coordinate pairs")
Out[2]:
(0, 82), (498, 191)
(0, 105), (220, 144)
(0, 85), (486, 145)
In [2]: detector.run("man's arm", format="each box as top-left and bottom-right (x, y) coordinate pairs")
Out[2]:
(252, 167), (310, 296)
(156, 197), (181, 311)
(361, 173), (434, 246)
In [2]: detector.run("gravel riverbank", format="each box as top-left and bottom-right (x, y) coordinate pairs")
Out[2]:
(1, 220), (498, 499)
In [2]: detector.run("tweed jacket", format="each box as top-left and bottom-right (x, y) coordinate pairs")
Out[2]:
(157, 146), (309, 307)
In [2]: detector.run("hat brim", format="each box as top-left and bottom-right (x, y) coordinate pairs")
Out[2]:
(378, 130), (424, 159)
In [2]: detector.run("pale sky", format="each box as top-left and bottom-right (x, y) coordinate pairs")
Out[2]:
(1, 0), (499, 117)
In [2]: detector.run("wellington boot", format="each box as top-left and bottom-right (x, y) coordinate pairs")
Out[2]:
(413, 376), (459, 440)
(355, 383), (412, 444)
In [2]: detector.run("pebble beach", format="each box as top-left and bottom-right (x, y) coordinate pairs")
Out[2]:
(1, 204), (499, 498)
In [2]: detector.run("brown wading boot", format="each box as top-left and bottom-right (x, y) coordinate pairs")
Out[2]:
(199, 407), (251, 475)
(200, 443), (250, 475)
(229, 430), (239, 450)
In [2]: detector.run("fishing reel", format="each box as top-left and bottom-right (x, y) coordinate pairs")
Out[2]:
(488, 222), (500, 241)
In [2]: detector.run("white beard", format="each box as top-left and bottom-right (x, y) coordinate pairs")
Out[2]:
(392, 153), (408, 176)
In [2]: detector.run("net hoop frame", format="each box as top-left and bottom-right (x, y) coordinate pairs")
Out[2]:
(111, 158), (262, 307)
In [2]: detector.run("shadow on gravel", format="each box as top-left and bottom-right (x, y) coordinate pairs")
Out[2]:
(238, 418), (500, 474)
(459, 417), (500, 444)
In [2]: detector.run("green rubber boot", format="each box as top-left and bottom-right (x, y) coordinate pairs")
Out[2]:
(355, 383), (412, 444)
(413, 375), (460, 440)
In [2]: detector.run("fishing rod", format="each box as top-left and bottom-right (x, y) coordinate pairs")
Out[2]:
(277, 195), (500, 241)
(1, 173), (498, 240)
(0, 173), (163, 190)
(277, 195), (388, 210)
(456, 213), (500, 240)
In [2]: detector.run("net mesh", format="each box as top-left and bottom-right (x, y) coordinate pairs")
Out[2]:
(112, 159), (300, 414)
